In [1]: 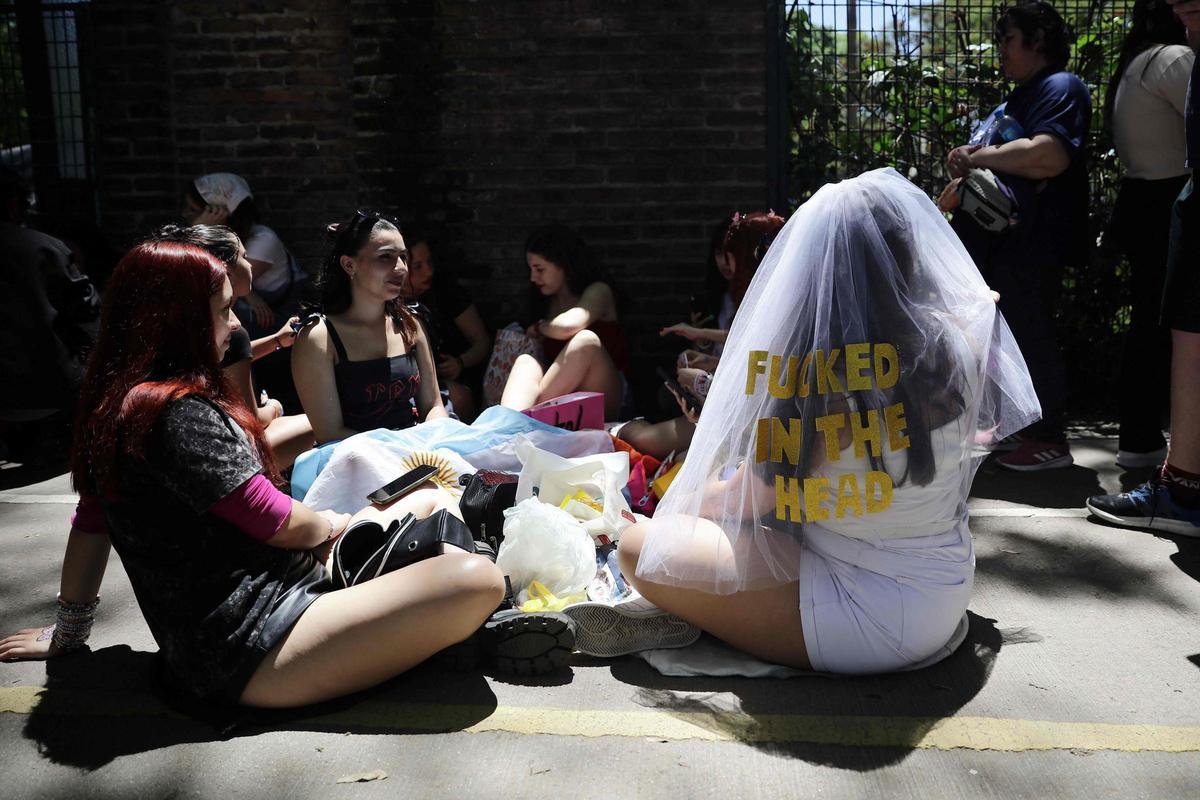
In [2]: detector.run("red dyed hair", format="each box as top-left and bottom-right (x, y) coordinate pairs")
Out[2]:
(71, 241), (278, 497)
(725, 210), (786, 306)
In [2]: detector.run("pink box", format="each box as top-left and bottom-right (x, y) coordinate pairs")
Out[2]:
(522, 391), (605, 431)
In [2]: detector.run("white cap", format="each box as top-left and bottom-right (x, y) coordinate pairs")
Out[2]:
(193, 173), (252, 213)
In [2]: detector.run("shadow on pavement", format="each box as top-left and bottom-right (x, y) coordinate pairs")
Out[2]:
(23, 645), (502, 769)
(607, 611), (1002, 770)
(0, 415), (71, 490)
(0, 460), (69, 492)
(1082, 512), (1200, 587)
(978, 525), (1198, 604)
(970, 459), (1103, 508)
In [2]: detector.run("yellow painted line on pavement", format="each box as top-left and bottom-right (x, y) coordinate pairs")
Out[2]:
(3, 686), (1199, 753)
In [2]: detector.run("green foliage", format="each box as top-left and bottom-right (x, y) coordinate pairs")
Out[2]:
(786, 0), (1138, 418)
(0, 14), (30, 151)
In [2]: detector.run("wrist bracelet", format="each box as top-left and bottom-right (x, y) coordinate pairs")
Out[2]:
(273, 335), (283, 352)
(694, 371), (713, 398)
(51, 593), (99, 652)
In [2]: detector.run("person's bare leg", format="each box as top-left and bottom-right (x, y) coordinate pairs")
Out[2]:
(240, 487), (504, 708)
(536, 330), (623, 418)
(616, 522), (810, 669)
(1168, 329), (1200, 473)
(500, 353), (546, 411)
(239, 553), (503, 707)
(501, 331), (623, 418)
(617, 416), (695, 460)
(264, 414), (315, 470)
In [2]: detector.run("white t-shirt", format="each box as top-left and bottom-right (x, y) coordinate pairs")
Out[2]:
(243, 223), (292, 295)
(1114, 45), (1194, 180)
(806, 328), (980, 542)
(808, 411), (972, 541)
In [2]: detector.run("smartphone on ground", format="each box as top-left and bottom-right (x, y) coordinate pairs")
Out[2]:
(367, 464), (440, 506)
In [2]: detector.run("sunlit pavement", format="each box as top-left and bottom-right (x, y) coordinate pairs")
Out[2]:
(1, 436), (1197, 799)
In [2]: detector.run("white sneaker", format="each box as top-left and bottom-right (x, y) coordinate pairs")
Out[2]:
(1116, 446), (1168, 470)
(564, 597), (701, 658)
(610, 591), (669, 618)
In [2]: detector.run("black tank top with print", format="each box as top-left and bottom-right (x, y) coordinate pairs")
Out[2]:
(324, 318), (420, 433)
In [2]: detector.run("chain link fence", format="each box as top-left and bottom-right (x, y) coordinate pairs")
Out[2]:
(786, 0), (1136, 419)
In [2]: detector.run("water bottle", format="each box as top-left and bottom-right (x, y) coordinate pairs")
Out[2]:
(985, 114), (1024, 145)
(968, 103), (1024, 146)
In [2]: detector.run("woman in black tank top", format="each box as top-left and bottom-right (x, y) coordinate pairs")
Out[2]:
(292, 210), (448, 444)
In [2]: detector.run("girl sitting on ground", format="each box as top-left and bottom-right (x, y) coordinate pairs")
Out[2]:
(620, 212), (786, 460)
(0, 240), (571, 702)
(401, 231), (493, 421)
(292, 210), (447, 444)
(155, 224), (314, 469)
(569, 169), (1039, 673)
(181, 173), (307, 339)
(500, 224), (629, 419)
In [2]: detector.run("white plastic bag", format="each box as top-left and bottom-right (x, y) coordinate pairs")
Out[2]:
(514, 436), (633, 542)
(496, 498), (596, 605)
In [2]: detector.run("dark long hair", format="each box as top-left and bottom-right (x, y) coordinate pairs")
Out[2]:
(994, 1), (1071, 72)
(317, 210), (418, 347)
(1103, 0), (1187, 125)
(856, 225), (965, 487)
(725, 211), (786, 306)
(703, 217), (734, 320)
(71, 241), (276, 497)
(151, 223), (241, 268)
(524, 224), (622, 320)
(782, 204), (964, 490)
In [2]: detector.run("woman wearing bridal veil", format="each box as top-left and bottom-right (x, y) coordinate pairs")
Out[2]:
(619, 169), (1040, 674)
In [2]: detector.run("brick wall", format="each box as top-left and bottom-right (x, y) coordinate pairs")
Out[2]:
(168, 0), (358, 266)
(90, 1), (175, 249)
(349, 1), (770, 396)
(89, 0), (770, 403)
(92, 0), (359, 264)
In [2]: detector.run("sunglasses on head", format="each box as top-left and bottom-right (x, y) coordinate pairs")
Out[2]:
(331, 208), (402, 241)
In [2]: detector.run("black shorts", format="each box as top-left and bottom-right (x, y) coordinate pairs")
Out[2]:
(1162, 175), (1200, 333)
(215, 560), (331, 705)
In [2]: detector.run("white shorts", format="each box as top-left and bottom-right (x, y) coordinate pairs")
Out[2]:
(798, 521), (974, 675)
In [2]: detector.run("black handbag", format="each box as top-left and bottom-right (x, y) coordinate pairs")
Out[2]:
(329, 509), (476, 589)
(457, 470), (519, 551)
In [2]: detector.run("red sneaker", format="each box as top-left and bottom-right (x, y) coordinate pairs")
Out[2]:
(996, 440), (1074, 471)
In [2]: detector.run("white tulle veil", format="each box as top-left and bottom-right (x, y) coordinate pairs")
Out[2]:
(636, 168), (1040, 594)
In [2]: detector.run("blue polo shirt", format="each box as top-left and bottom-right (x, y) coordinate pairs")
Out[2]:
(953, 67), (1092, 274)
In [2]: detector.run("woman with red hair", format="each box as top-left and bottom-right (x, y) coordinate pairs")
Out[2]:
(618, 212), (786, 459)
(659, 212), (787, 351)
(1, 241), (573, 706)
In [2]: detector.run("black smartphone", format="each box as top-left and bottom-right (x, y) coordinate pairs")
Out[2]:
(291, 311), (322, 333)
(367, 464), (439, 505)
(656, 366), (695, 412)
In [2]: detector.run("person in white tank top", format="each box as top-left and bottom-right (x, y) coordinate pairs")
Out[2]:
(1104, 2), (1193, 467)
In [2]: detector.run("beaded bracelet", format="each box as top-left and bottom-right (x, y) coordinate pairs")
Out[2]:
(50, 594), (99, 652)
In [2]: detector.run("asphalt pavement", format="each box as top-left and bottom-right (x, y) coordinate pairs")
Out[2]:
(1, 435), (1197, 799)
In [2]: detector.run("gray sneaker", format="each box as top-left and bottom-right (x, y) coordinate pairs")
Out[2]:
(564, 600), (701, 658)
